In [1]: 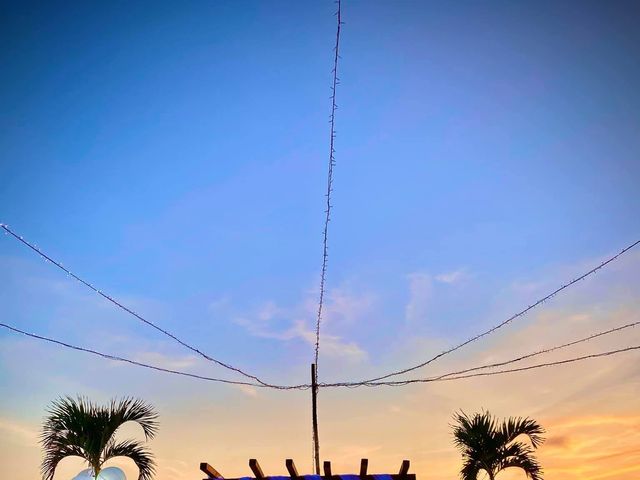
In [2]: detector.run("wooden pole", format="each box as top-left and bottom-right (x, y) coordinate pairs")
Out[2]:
(311, 363), (320, 475)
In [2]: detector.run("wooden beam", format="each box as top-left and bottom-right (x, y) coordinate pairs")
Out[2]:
(360, 459), (369, 476)
(286, 459), (299, 478)
(200, 463), (223, 479)
(198, 459), (416, 480)
(209, 473), (416, 480)
(399, 460), (410, 476)
(200, 472), (417, 480)
(249, 459), (265, 479)
(323, 461), (332, 478)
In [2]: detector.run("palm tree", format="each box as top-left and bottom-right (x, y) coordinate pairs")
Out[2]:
(41, 396), (159, 480)
(452, 410), (545, 480)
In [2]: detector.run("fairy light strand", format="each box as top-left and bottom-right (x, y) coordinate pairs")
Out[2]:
(0, 321), (307, 389)
(320, 319), (640, 387)
(314, 0), (343, 378)
(356, 238), (640, 384)
(2, 319), (637, 389)
(0, 223), (284, 389)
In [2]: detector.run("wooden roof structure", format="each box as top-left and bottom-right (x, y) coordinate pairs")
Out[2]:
(200, 458), (416, 480)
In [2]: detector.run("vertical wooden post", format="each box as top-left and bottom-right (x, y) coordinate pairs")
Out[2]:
(360, 459), (369, 476)
(312, 363), (320, 475)
(323, 461), (332, 478)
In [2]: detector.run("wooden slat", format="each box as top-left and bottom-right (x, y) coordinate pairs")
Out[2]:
(360, 459), (369, 476)
(200, 463), (224, 479)
(249, 459), (265, 479)
(208, 474), (416, 480)
(286, 459), (299, 478)
(198, 459), (416, 480)
(323, 461), (332, 478)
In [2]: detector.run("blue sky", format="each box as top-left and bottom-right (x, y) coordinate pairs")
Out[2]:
(1, 2), (639, 479)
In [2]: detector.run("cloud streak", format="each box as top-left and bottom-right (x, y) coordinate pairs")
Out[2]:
(435, 269), (470, 285)
(405, 273), (432, 326)
(232, 288), (370, 363)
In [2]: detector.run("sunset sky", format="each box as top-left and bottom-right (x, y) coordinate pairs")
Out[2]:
(1, 1), (639, 480)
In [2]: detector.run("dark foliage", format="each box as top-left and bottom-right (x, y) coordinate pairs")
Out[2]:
(452, 410), (545, 480)
(41, 396), (158, 480)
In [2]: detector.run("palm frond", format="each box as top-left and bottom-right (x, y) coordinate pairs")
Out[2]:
(41, 396), (158, 480)
(452, 410), (545, 480)
(41, 440), (86, 480)
(498, 441), (543, 480)
(102, 439), (157, 480)
(42, 396), (90, 448)
(452, 410), (501, 457)
(453, 410), (492, 451)
(41, 397), (104, 474)
(106, 397), (159, 441)
(498, 416), (545, 449)
(459, 457), (482, 480)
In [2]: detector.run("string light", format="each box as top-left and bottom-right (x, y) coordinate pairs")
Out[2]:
(2, 319), (637, 390)
(314, 0), (343, 378)
(356, 239), (640, 384)
(2, 223), (638, 391)
(0, 223), (282, 389)
(0, 321), (308, 390)
(320, 319), (640, 387)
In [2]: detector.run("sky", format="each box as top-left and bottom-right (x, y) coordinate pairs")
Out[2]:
(1, 1), (639, 479)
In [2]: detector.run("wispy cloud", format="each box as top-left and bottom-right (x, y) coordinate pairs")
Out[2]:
(288, 319), (367, 362)
(0, 418), (39, 447)
(208, 295), (232, 312)
(131, 352), (199, 370)
(324, 290), (375, 325)
(405, 273), (432, 325)
(235, 314), (367, 362)
(435, 268), (470, 285)
(235, 384), (258, 398)
(232, 289), (370, 362)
